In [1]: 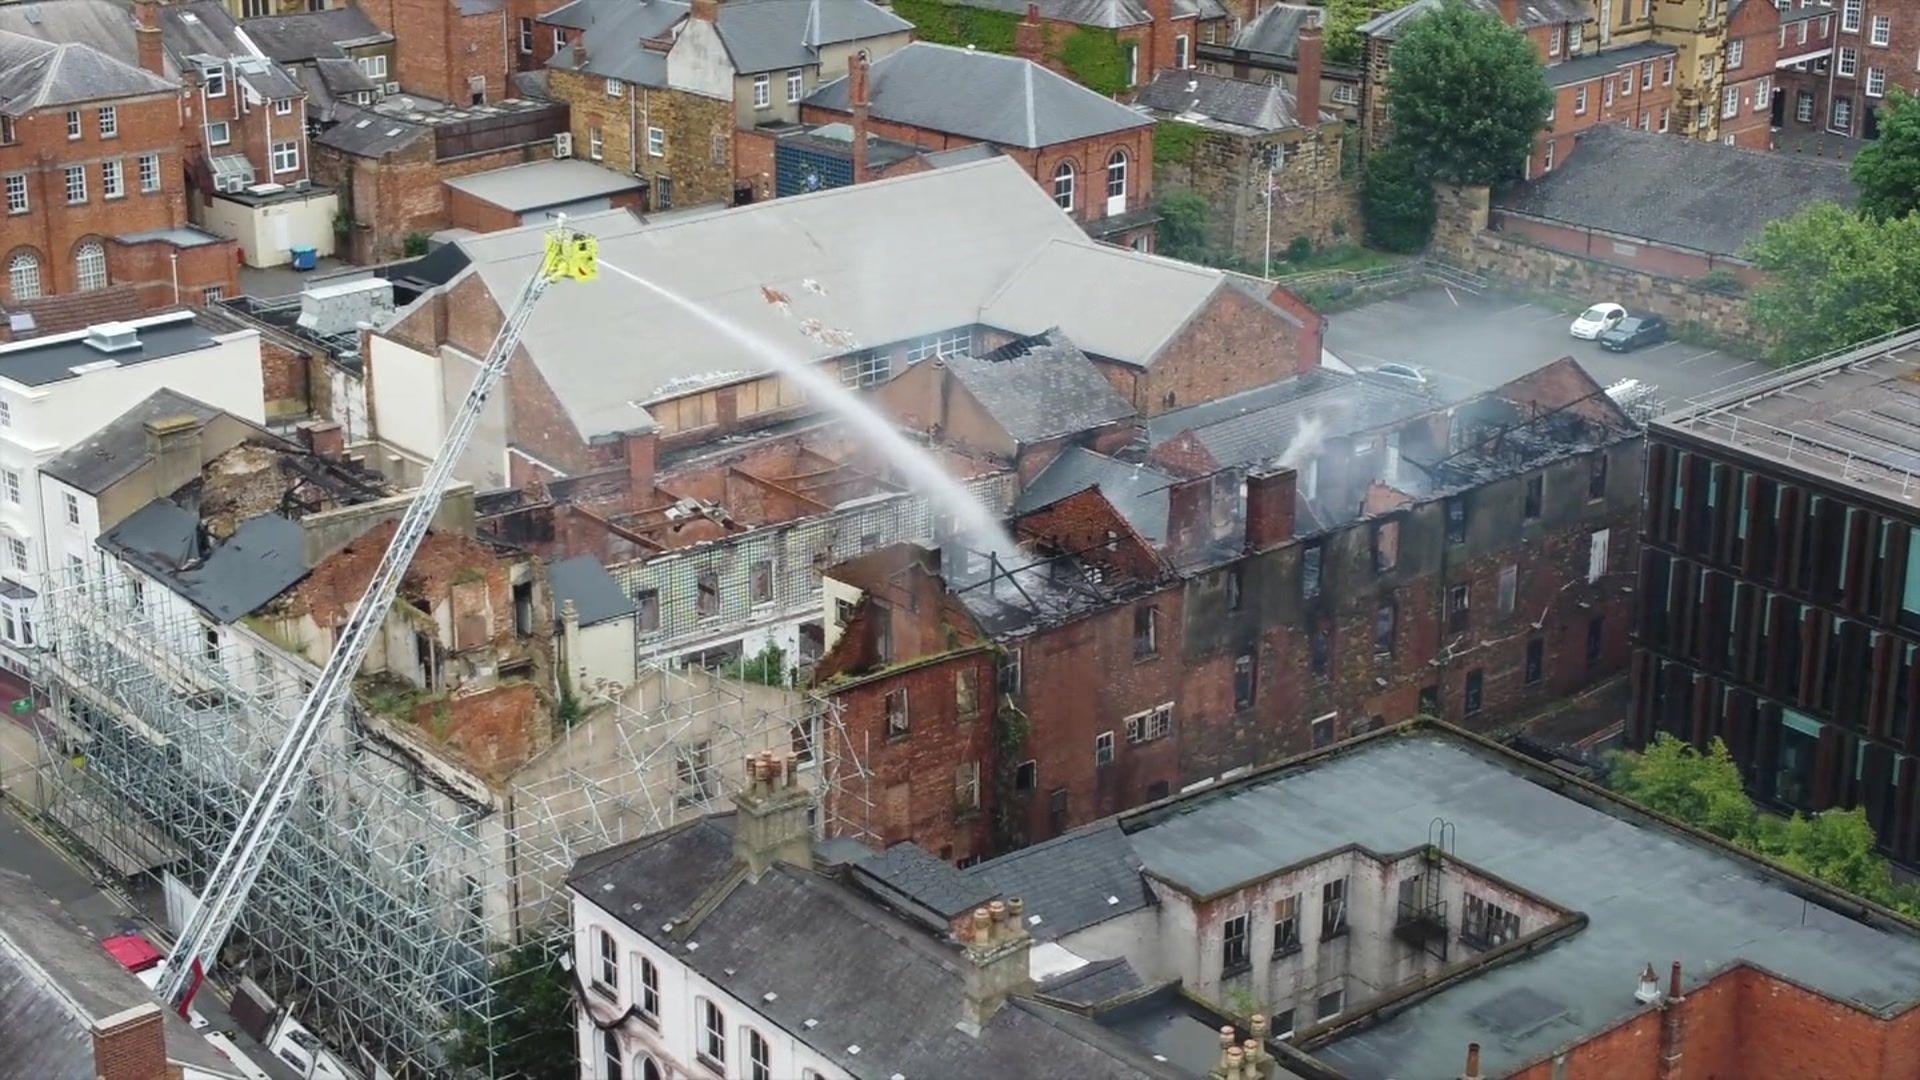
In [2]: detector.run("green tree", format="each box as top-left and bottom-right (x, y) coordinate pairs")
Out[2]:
(1852, 88), (1920, 221)
(1156, 191), (1212, 262)
(1315, 0), (1372, 66)
(1383, 1), (1552, 185)
(445, 944), (577, 1079)
(1607, 735), (1756, 843)
(1745, 202), (1920, 362)
(1361, 144), (1436, 252)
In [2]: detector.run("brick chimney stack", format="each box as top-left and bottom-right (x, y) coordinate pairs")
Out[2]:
(849, 50), (872, 181)
(1295, 24), (1322, 129)
(731, 750), (812, 878)
(1166, 475), (1213, 561)
(1245, 467), (1297, 551)
(692, 0), (719, 22)
(133, 0), (166, 78)
(92, 1004), (170, 1080)
(1499, 0), (1520, 25)
(1016, 4), (1045, 62)
(960, 897), (1032, 1034)
(1145, 0), (1172, 81)
(144, 415), (203, 497)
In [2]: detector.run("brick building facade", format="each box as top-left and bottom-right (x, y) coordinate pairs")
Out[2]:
(547, 68), (735, 211)
(1770, 3), (1839, 133)
(1786, 0), (1907, 138)
(819, 358), (1644, 863)
(363, 0), (512, 105)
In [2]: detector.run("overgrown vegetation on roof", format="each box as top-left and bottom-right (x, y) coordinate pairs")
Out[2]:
(1058, 27), (1129, 96)
(893, 0), (1021, 52)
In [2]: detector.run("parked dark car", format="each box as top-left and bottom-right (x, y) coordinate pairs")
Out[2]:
(1597, 314), (1667, 352)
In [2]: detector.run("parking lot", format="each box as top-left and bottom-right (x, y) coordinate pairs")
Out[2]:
(1326, 286), (1766, 407)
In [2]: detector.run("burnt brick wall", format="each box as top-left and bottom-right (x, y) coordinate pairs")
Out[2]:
(1137, 280), (1320, 415)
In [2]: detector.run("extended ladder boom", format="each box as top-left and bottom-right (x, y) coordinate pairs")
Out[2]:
(158, 222), (599, 1008)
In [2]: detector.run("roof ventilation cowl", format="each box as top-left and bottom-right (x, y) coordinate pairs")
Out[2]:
(84, 321), (142, 354)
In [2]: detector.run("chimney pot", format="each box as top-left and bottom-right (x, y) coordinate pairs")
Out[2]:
(692, 0), (718, 22)
(1007, 896), (1024, 928)
(1499, 0), (1520, 25)
(1669, 960), (1683, 1000)
(1016, 3), (1046, 61)
(133, 0), (166, 77)
(1463, 1041), (1483, 1079)
(1225, 1045), (1245, 1080)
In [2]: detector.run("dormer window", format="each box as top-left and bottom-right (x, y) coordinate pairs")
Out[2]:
(203, 65), (227, 97)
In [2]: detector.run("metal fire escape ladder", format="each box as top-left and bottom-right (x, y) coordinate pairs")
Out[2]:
(157, 222), (600, 1009)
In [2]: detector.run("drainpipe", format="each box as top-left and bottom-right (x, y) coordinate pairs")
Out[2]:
(169, 251), (180, 305)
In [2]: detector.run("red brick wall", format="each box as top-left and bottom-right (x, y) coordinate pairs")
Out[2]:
(91, 1006), (170, 1080)
(313, 136), (557, 260)
(1720, 0), (1780, 149)
(1530, 56), (1677, 178)
(1492, 211), (1764, 285)
(107, 235), (240, 310)
(444, 184), (523, 233)
(1135, 281), (1319, 415)
(365, 0), (508, 105)
(0, 91), (191, 302)
(259, 337), (314, 419)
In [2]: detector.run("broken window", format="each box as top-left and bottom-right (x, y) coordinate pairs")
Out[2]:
(1222, 913), (1251, 972)
(997, 647), (1022, 698)
(954, 761), (980, 810)
(1234, 653), (1256, 709)
(1523, 473), (1544, 521)
(635, 589), (660, 633)
(873, 602), (893, 663)
(1588, 452), (1609, 499)
(1448, 584), (1470, 634)
(1321, 879), (1348, 938)
(674, 740), (714, 808)
(202, 622), (220, 663)
(1311, 712), (1336, 748)
(1446, 498), (1468, 544)
(1311, 621), (1332, 678)
(1226, 566), (1244, 611)
(696, 570), (719, 618)
(1587, 616), (1605, 665)
(1048, 788), (1069, 834)
(790, 713), (818, 764)
(1418, 684), (1439, 716)
(884, 688), (909, 737)
(512, 580), (534, 636)
(955, 667), (979, 719)
(1133, 605), (1158, 659)
(750, 559), (774, 605)
(834, 598), (855, 628)
(1464, 668), (1484, 716)
(1588, 528), (1610, 582)
(1273, 894), (1301, 956)
(1373, 601), (1396, 655)
(1095, 730), (1115, 766)
(1462, 894), (1521, 949)
(1014, 759), (1037, 791)
(1498, 564), (1517, 614)
(1372, 520), (1399, 572)
(1525, 637), (1544, 684)
(1302, 543), (1322, 599)
(1127, 704), (1173, 743)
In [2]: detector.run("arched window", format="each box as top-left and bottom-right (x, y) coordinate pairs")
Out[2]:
(1105, 149), (1128, 214)
(7, 251), (40, 301)
(600, 1030), (623, 1080)
(637, 1057), (661, 1080)
(1051, 161), (1075, 211)
(746, 1027), (772, 1080)
(698, 997), (726, 1068)
(74, 240), (106, 292)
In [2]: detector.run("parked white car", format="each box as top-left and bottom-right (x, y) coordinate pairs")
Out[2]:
(1363, 362), (1431, 391)
(1570, 303), (1627, 339)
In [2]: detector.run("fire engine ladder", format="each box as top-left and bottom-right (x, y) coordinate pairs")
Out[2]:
(157, 220), (601, 1009)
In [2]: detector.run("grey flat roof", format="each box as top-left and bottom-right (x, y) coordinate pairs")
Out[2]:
(99, 505), (308, 623)
(548, 554), (637, 626)
(0, 313), (220, 388)
(1657, 331), (1920, 506)
(42, 389), (237, 496)
(1111, 735), (1920, 1078)
(444, 159), (644, 212)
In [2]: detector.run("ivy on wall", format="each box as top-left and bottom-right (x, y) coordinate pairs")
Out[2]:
(1059, 27), (1131, 97)
(893, 0), (1021, 53)
(1153, 120), (1208, 166)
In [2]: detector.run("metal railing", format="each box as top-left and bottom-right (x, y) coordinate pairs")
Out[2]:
(1673, 322), (1920, 419)
(1266, 257), (1490, 295)
(1681, 410), (1920, 500)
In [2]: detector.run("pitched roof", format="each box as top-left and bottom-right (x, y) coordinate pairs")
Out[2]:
(99, 504), (308, 623)
(571, 818), (1180, 1080)
(1359, 0), (1586, 38)
(160, 2), (303, 98)
(1136, 68), (1318, 131)
(240, 6), (392, 61)
(1543, 40), (1674, 87)
(0, 31), (175, 113)
(944, 330), (1136, 444)
(546, 0), (685, 86)
(41, 389), (245, 495)
(1015, 448), (1176, 544)
(1145, 368), (1434, 469)
(1227, 2), (1321, 57)
(978, 238), (1226, 367)
(314, 104), (430, 156)
(804, 42), (1151, 149)
(1496, 125), (1856, 257)
(939, 0), (1224, 30)
(962, 819), (1152, 940)
(716, 0), (912, 72)
(549, 554), (638, 626)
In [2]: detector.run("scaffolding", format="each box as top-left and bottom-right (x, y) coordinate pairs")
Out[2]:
(27, 560), (866, 1077)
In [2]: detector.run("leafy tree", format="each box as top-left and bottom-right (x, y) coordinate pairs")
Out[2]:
(1607, 735), (1756, 843)
(1383, 1), (1552, 185)
(1744, 202), (1920, 362)
(446, 944), (576, 1080)
(1361, 144), (1436, 252)
(1314, 0), (1372, 66)
(1852, 88), (1920, 221)
(1156, 191), (1213, 262)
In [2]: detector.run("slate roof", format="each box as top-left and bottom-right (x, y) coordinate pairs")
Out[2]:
(0, 0), (139, 63)
(1779, 0), (1834, 21)
(961, 819), (1152, 940)
(99, 504), (308, 623)
(549, 555), (638, 626)
(1015, 448), (1176, 545)
(0, 312), (220, 388)
(943, 0), (1226, 30)
(161, 3), (304, 99)
(1136, 68), (1319, 131)
(1039, 956), (1148, 1006)
(42, 390), (244, 496)
(571, 818), (1180, 1080)
(241, 6), (392, 61)
(547, 0), (685, 87)
(1227, 2), (1320, 58)
(315, 104), (430, 156)
(1359, 0), (1585, 37)
(804, 42), (1151, 149)
(717, 0), (912, 72)
(1497, 125), (1856, 257)
(0, 870), (246, 1080)
(918, 142), (1002, 168)
(1146, 368), (1434, 469)
(0, 32), (175, 114)
(1543, 40), (1674, 87)
(945, 330), (1135, 444)
(853, 841), (998, 918)
(979, 238), (1235, 367)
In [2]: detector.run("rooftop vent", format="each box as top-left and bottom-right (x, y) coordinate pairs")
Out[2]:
(84, 321), (141, 354)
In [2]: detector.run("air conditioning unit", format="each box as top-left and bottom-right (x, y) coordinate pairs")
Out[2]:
(292, 177), (311, 192)
(384, 81), (400, 94)
(217, 174), (247, 194)
(552, 132), (572, 158)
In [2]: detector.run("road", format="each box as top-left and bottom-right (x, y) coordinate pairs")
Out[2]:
(1327, 286), (1768, 408)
